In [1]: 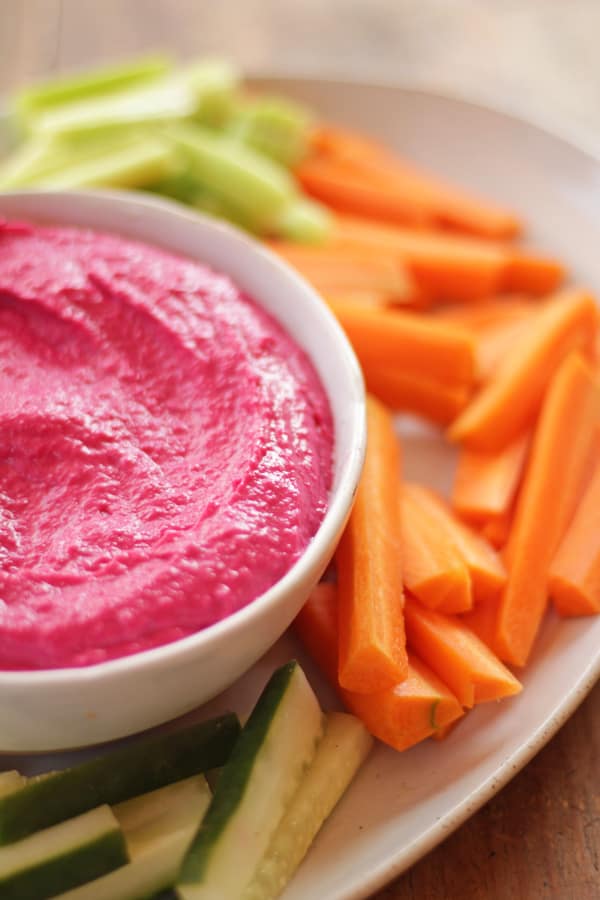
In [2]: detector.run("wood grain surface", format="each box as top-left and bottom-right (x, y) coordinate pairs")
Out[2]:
(1, 2), (599, 898)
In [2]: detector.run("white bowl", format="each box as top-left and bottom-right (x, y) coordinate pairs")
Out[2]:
(0, 189), (366, 752)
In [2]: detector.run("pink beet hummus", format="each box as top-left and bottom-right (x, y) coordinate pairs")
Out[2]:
(0, 220), (333, 670)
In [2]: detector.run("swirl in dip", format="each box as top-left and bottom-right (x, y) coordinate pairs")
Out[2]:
(0, 220), (333, 670)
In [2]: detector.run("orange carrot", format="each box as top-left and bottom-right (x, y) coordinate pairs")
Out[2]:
(476, 314), (536, 383)
(404, 596), (521, 708)
(331, 216), (563, 303)
(327, 300), (476, 387)
(431, 721), (461, 741)
(432, 296), (536, 330)
(452, 432), (531, 525)
(309, 125), (522, 239)
(448, 289), (598, 451)
(480, 514), (513, 550)
(364, 367), (471, 426)
(267, 241), (417, 301)
(549, 457), (600, 616)
(461, 595), (502, 650)
(335, 394), (407, 692)
(407, 484), (506, 603)
(295, 155), (430, 228)
(495, 353), (600, 665)
(324, 290), (398, 309)
(401, 483), (473, 614)
(295, 583), (464, 750)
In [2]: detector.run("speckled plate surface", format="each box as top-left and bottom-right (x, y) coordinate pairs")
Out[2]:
(2, 79), (600, 900)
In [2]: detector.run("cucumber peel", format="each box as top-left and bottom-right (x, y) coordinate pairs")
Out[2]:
(0, 713), (240, 845)
(54, 776), (212, 900)
(177, 661), (324, 899)
(242, 713), (373, 900)
(0, 804), (128, 900)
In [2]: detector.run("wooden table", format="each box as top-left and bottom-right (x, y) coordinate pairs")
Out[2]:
(1, 3), (599, 898)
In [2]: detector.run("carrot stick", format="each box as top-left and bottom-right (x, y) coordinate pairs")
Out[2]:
(452, 432), (531, 525)
(406, 484), (506, 604)
(447, 289), (598, 451)
(404, 596), (521, 708)
(432, 296), (535, 330)
(549, 457), (600, 616)
(295, 155), (431, 228)
(401, 483), (473, 614)
(295, 583), (464, 750)
(327, 300), (476, 387)
(268, 241), (416, 301)
(476, 314), (535, 383)
(364, 367), (471, 426)
(335, 394), (407, 693)
(480, 514), (513, 550)
(331, 216), (563, 303)
(309, 125), (522, 239)
(495, 353), (600, 665)
(460, 595), (502, 650)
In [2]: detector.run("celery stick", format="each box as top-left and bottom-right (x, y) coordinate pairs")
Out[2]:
(166, 122), (296, 232)
(34, 61), (239, 140)
(274, 197), (332, 243)
(37, 137), (177, 190)
(228, 96), (313, 167)
(14, 56), (171, 124)
(0, 134), (59, 188)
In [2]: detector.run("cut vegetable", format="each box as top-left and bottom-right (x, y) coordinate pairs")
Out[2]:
(448, 289), (598, 451)
(0, 714), (239, 845)
(37, 136), (177, 190)
(364, 366), (471, 426)
(495, 353), (600, 665)
(404, 597), (521, 708)
(177, 661), (324, 900)
(309, 124), (522, 239)
(0, 773), (26, 800)
(401, 484), (472, 614)
(549, 457), (600, 616)
(268, 242), (416, 300)
(336, 395), (407, 693)
(34, 61), (239, 138)
(14, 55), (171, 126)
(241, 713), (373, 900)
(327, 300), (475, 386)
(227, 95), (312, 167)
(273, 197), (332, 243)
(330, 215), (563, 303)
(167, 122), (296, 232)
(0, 805), (127, 900)
(452, 432), (530, 526)
(55, 777), (211, 900)
(295, 583), (464, 751)
(407, 484), (506, 604)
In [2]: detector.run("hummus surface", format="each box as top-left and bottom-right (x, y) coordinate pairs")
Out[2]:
(0, 220), (333, 670)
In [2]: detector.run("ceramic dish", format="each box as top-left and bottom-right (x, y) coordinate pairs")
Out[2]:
(2, 79), (600, 899)
(0, 188), (366, 752)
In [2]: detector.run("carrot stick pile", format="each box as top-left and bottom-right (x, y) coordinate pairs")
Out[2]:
(285, 122), (600, 752)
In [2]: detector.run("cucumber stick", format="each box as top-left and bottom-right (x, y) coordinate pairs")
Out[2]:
(242, 713), (373, 900)
(0, 804), (127, 900)
(177, 661), (324, 900)
(0, 713), (240, 845)
(54, 776), (211, 900)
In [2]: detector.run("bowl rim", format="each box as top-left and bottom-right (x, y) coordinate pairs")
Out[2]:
(0, 188), (366, 686)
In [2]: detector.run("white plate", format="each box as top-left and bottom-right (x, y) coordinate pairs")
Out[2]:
(2, 79), (600, 900)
